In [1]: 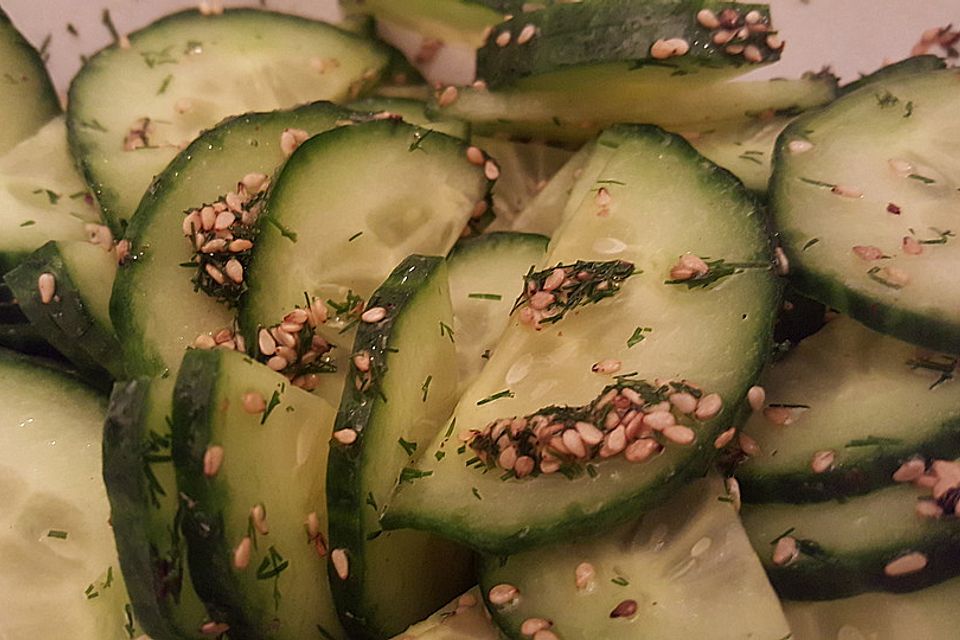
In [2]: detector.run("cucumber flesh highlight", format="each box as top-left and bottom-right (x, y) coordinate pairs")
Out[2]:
(384, 125), (779, 555)
(362, 0), (505, 48)
(480, 476), (790, 640)
(688, 116), (791, 194)
(509, 142), (596, 236)
(391, 588), (503, 640)
(67, 8), (390, 232)
(327, 256), (473, 638)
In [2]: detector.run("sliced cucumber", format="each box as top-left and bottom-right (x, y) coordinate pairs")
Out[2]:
(392, 588), (503, 640)
(770, 68), (960, 353)
(327, 255), (472, 638)
(172, 348), (345, 639)
(0, 8), (60, 155)
(509, 142), (595, 235)
(112, 102), (357, 378)
(383, 125), (779, 554)
(736, 316), (960, 503)
(0, 349), (137, 639)
(104, 377), (209, 640)
(839, 55), (946, 96)
(447, 232), (549, 392)
(67, 8), (391, 232)
(240, 118), (493, 381)
(0, 116), (100, 275)
(480, 476), (790, 640)
(783, 573), (960, 640)
(741, 482), (960, 600)
(348, 97), (470, 139)
(688, 116), (790, 193)
(362, 0), (506, 48)
(432, 73), (838, 144)
(477, 1), (778, 90)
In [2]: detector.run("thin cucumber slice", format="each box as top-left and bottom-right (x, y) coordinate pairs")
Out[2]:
(736, 316), (960, 503)
(67, 8), (390, 232)
(0, 116), (101, 275)
(0, 8), (59, 155)
(104, 377), (209, 640)
(509, 142), (596, 235)
(839, 55), (946, 96)
(348, 96), (470, 139)
(689, 116), (791, 193)
(112, 102), (357, 378)
(383, 125), (779, 554)
(392, 588), (503, 640)
(172, 349), (345, 639)
(741, 482), (960, 600)
(447, 232), (549, 392)
(783, 574), (960, 640)
(770, 68), (960, 353)
(477, 1), (778, 90)
(240, 118), (493, 382)
(362, 0), (506, 48)
(327, 255), (472, 638)
(0, 349), (138, 639)
(480, 476), (790, 640)
(5, 241), (122, 380)
(431, 73), (838, 144)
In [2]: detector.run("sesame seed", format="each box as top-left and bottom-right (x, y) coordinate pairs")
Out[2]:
(200, 622), (230, 636)
(574, 561), (595, 590)
(334, 428), (358, 445)
(280, 128), (309, 157)
(651, 38), (688, 59)
(743, 44), (763, 62)
(250, 503), (269, 535)
(599, 425), (627, 458)
(697, 8), (720, 29)
(575, 421), (604, 446)
(772, 536), (799, 566)
(521, 618), (552, 635)
(787, 139), (814, 155)
(116, 239), (131, 264)
(747, 386), (766, 412)
(484, 159), (501, 181)
(258, 329), (277, 357)
(766, 34), (784, 50)
(488, 583), (519, 606)
(532, 631), (558, 640)
(643, 410), (676, 431)
(498, 446), (518, 470)
(203, 445), (225, 477)
(361, 306), (387, 323)
(459, 592), (478, 608)
(241, 173), (269, 192)
(37, 273), (56, 304)
(889, 159), (914, 177)
(774, 247), (789, 276)
(200, 239), (228, 253)
(193, 334), (216, 350)
(884, 552), (928, 577)
(529, 291), (555, 310)
(669, 392), (698, 415)
(625, 438), (660, 463)
(893, 458), (926, 483)
(495, 30), (512, 47)
(713, 29), (736, 45)
(466, 146), (485, 166)
(229, 239), (253, 253)
(472, 200), (489, 219)
(745, 10), (762, 24)
(610, 599), (638, 619)
(214, 211), (235, 231)
(515, 455), (535, 477)
(663, 425), (696, 445)
(916, 500), (944, 519)
(438, 86), (459, 107)
(543, 268), (566, 292)
(739, 432), (761, 457)
(763, 406), (796, 425)
(517, 24), (537, 44)
(353, 351), (371, 372)
(832, 184), (863, 198)
(233, 536), (252, 569)
(691, 536), (713, 557)
(266, 355), (288, 371)
(200, 206), (217, 231)
(331, 548), (350, 579)
(592, 359), (622, 375)
(877, 266), (910, 288)
(182, 211), (201, 236)
(714, 427), (736, 449)
(902, 236), (924, 255)
(811, 450), (836, 474)
(562, 428), (588, 458)
(205, 264), (225, 285)
(725, 477), (741, 511)
(225, 259), (243, 284)
(694, 393), (723, 421)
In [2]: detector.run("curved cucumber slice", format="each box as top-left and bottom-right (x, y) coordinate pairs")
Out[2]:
(477, 1), (777, 90)
(112, 102), (356, 378)
(384, 125), (779, 554)
(742, 483), (960, 600)
(362, 0), (505, 48)
(447, 232), (549, 392)
(0, 8), (60, 155)
(689, 116), (791, 194)
(348, 96), (470, 139)
(327, 256), (472, 638)
(67, 8), (390, 232)
(771, 68), (960, 353)
(0, 350), (138, 638)
(104, 377), (209, 640)
(480, 476), (789, 640)
(737, 317), (960, 503)
(172, 349), (345, 639)
(509, 142), (596, 235)
(783, 574), (960, 640)
(392, 588), (503, 640)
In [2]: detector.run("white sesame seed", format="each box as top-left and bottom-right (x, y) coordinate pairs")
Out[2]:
(694, 393), (723, 421)
(916, 500), (944, 519)
(438, 86), (459, 107)
(832, 184), (863, 198)
(772, 536), (799, 566)
(274, 328), (297, 349)
(787, 139), (814, 154)
(115, 239), (131, 264)
(665, 38), (690, 56)
(714, 427), (736, 449)
(331, 548), (350, 579)
(712, 29), (736, 45)
(183, 211), (202, 236)
(650, 38), (676, 59)
(266, 355), (288, 371)
(205, 264), (225, 285)
(241, 392), (265, 415)
(361, 306), (387, 323)
(643, 410), (676, 431)
(516, 455), (536, 477)
(529, 291), (555, 310)
(521, 618), (552, 635)
(745, 10), (762, 23)
(334, 428), (358, 445)
(200, 239), (228, 253)
(625, 438), (660, 463)
(498, 446), (518, 470)
(532, 631), (558, 640)
(889, 159), (914, 177)
(592, 359), (622, 375)
(459, 592), (478, 608)
(233, 536), (252, 569)
(353, 351), (371, 373)
(203, 445), (225, 477)
(241, 173), (269, 192)
(663, 425), (696, 445)
(574, 561), (595, 590)
(200, 206), (217, 231)
(193, 334), (216, 350)
(877, 266), (910, 288)
(725, 44), (745, 55)
(280, 128), (309, 157)
(884, 552), (928, 577)
(562, 428), (588, 458)
(488, 583), (519, 606)
(484, 160), (501, 181)
(200, 622), (230, 636)
(258, 329), (277, 357)
(903, 236), (924, 255)
(739, 432), (761, 457)
(690, 536), (713, 557)
(599, 425), (627, 458)
(774, 247), (789, 276)
(466, 146), (485, 166)
(811, 450), (836, 474)
(37, 273), (56, 304)
(225, 259), (243, 284)
(517, 24), (537, 44)
(725, 476), (741, 512)
(214, 211), (235, 231)
(697, 8), (720, 29)
(669, 392), (698, 415)
(747, 386), (766, 412)
(229, 239), (254, 253)
(893, 458), (926, 483)
(495, 30), (512, 47)
(766, 34), (784, 50)
(575, 421), (604, 446)
(251, 503), (269, 535)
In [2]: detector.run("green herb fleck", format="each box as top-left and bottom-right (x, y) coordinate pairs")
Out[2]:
(84, 583), (99, 599)
(770, 527), (796, 545)
(265, 217), (298, 242)
(317, 624), (337, 640)
(101, 9), (120, 44)
(439, 321), (455, 343)
(348, 231), (363, 242)
(472, 487), (482, 500)
(799, 177), (837, 189)
(611, 576), (629, 586)
(47, 530), (69, 540)
(435, 450), (446, 461)
(66, 23), (78, 36)
(627, 326), (652, 348)
(513, 260), (637, 324)
(802, 238), (820, 251)
(157, 74), (173, 95)
(595, 179), (626, 186)
(903, 101), (914, 117)
(476, 389), (514, 406)
(907, 354), (957, 389)
(421, 375), (432, 402)
(586, 464), (599, 478)
(867, 266), (905, 290)
(845, 435), (903, 448)
(38, 34), (51, 62)
(468, 292), (502, 300)
(140, 45), (178, 68)
(256, 546), (289, 610)
(875, 91), (900, 108)
(19, 220), (35, 227)
(665, 258), (769, 289)
(400, 467), (433, 483)
(33, 188), (60, 205)
(365, 492), (378, 511)
(908, 173), (936, 185)
(738, 153), (764, 165)
(409, 128), (434, 152)
(398, 438), (418, 456)
(80, 118), (109, 133)
(717, 495), (734, 503)
(260, 389), (282, 425)
(124, 603), (135, 638)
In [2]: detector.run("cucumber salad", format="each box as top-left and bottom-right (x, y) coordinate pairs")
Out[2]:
(1, 1), (959, 639)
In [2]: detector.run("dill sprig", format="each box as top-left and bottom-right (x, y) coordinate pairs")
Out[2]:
(665, 258), (770, 289)
(511, 260), (637, 324)
(907, 354), (958, 389)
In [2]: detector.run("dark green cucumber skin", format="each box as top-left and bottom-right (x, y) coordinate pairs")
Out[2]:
(326, 255), (471, 640)
(0, 284), (57, 356)
(477, 0), (775, 88)
(3, 244), (113, 388)
(170, 351), (253, 637)
(839, 55), (946, 96)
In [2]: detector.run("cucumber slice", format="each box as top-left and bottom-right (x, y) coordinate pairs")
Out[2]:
(104, 377), (210, 640)
(770, 68), (960, 353)
(509, 142), (595, 235)
(383, 125), (779, 554)
(327, 255), (473, 638)
(239, 118), (493, 379)
(741, 482), (960, 600)
(112, 102), (357, 378)
(839, 55), (946, 96)
(0, 349), (138, 638)
(447, 232), (549, 392)
(432, 73), (838, 144)
(348, 96), (470, 139)
(480, 476), (790, 640)
(0, 8), (59, 155)
(172, 348), (345, 639)
(392, 588), (503, 640)
(736, 316), (960, 503)
(5, 241), (122, 380)
(67, 8), (390, 232)
(477, 1), (777, 90)
(783, 574), (960, 640)
(688, 116), (790, 193)
(0, 116), (101, 275)
(362, 0), (506, 48)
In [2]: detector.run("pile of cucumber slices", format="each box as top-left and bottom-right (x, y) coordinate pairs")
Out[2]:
(1, 1), (958, 638)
